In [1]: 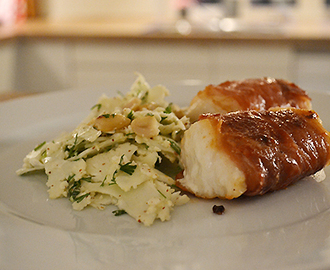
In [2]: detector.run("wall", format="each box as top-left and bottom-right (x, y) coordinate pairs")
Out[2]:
(37, 0), (163, 21)
(1, 37), (330, 94)
(37, 0), (329, 25)
(11, 38), (295, 92)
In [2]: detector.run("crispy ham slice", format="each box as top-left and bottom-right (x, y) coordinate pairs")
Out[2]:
(177, 108), (330, 199)
(186, 78), (312, 122)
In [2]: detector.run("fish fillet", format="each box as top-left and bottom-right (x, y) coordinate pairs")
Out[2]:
(177, 108), (330, 199)
(186, 78), (312, 122)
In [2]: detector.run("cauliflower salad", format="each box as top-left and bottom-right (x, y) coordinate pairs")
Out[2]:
(17, 74), (190, 226)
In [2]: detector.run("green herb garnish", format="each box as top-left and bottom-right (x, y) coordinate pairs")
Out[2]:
(81, 176), (92, 182)
(157, 189), (167, 199)
(109, 170), (117, 185)
(170, 184), (180, 190)
(112, 209), (127, 216)
(68, 176), (90, 203)
(127, 110), (134, 120)
(101, 171), (118, 187)
(75, 193), (90, 203)
(66, 134), (78, 158)
(68, 178), (81, 201)
(65, 134), (86, 159)
(160, 116), (168, 124)
(119, 155), (137, 175)
(141, 143), (149, 150)
(141, 91), (149, 104)
(67, 174), (76, 183)
(40, 150), (47, 160)
(120, 162), (137, 175)
(100, 175), (107, 187)
(34, 141), (46, 151)
(91, 103), (101, 111)
(168, 139), (181, 155)
(164, 103), (172, 114)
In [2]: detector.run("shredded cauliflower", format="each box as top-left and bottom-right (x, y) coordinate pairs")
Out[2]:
(17, 74), (190, 226)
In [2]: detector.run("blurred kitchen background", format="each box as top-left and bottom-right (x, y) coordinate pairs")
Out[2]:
(0, 0), (330, 98)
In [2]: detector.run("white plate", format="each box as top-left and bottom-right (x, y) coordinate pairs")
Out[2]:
(1, 85), (330, 270)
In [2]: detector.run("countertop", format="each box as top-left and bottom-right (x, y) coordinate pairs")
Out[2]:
(0, 91), (38, 102)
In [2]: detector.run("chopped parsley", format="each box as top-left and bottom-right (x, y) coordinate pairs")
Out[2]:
(141, 143), (149, 150)
(66, 134), (79, 158)
(102, 154), (137, 186)
(112, 209), (127, 216)
(67, 174), (76, 183)
(157, 189), (167, 199)
(75, 193), (90, 203)
(160, 116), (168, 124)
(34, 141), (46, 151)
(109, 171), (117, 185)
(170, 184), (180, 190)
(40, 150), (47, 160)
(168, 139), (181, 155)
(81, 176), (92, 182)
(164, 103), (172, 114)
(119, 155), (137, 175)
(101, 113), (115, 118)
(91, 103), (102, 111)
(100, 175), (107, 187)
(120, 161), (137, 175)
(104, 145), (116, 152)
(68, 177), (82, 202)
(101, 170), (118, 187)
(141, 91), (149, 104)
(127, 110), (134, 120)
(68, 177), (90, 203)
(65, 134), (86, 159)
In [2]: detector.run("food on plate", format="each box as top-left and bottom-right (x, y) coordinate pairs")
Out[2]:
(17, 74), (190, 226)
(212, 205), (225, 215)
(186, 78), (312, 122)
(16, 73), (330, 225)
(177, 108), (330, 199)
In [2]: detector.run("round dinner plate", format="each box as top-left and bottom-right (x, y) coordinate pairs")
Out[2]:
(1, 82), (330, 270)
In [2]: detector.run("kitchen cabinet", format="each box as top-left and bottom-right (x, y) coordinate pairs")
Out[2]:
(1, 19), (330, 94)
(0, 40), (16, 93)
(11, 38), (296, 92)
(14, 38), (73, 92)
(295, 50), (330, 93)
(74, 40), (294, 87)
